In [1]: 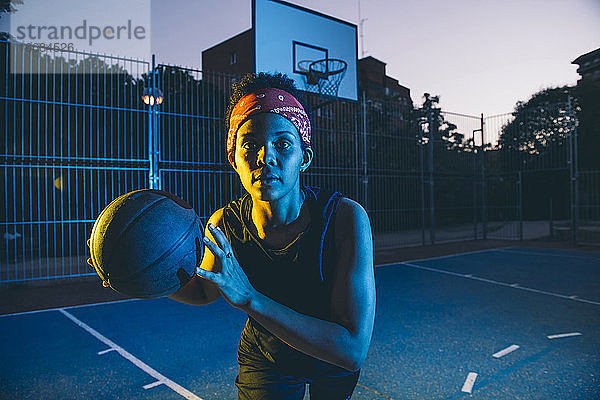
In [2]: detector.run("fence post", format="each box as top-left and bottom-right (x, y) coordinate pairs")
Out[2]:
(472, 124), (483, 240)
(428, 108), (435, 245)
(148, 54), (161, 190)
(549, 196), (553, 238)
(420, 124), (426, 246)
(572, 97), (579, 244)
(518, 170), (523, 241)
(568, 96), (578, 244)
(480, 113), (487, 240)
(361, 91), (368, 211)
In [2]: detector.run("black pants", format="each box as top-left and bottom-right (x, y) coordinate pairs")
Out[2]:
(236, 319), (360, 400)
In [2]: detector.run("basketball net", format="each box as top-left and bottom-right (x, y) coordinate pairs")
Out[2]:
(298, 58), (347, 107)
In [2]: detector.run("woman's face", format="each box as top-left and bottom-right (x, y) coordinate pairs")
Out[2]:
(233, 113), (312, 202)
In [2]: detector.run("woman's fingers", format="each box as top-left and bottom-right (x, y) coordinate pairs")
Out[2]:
(207, 223), (231, 250)
(195, 266), (221, 285)
(203, 234), (226, 259)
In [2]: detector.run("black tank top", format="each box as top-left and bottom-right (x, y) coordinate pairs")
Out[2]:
(222, 185), (343, 320)
(221, 185), (354, 377)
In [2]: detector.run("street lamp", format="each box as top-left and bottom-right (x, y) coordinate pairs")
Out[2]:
(142, 87), (163, 106)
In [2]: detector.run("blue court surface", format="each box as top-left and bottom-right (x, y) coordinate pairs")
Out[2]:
(2, 247), (599, 399)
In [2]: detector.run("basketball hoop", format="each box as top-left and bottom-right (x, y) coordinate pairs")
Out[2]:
(309, 58), (347, 98)
(297, 58), (347, 105)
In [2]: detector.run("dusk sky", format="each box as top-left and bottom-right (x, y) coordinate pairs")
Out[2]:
(151, 0), (600, 116)
(2, 0), (598, 115)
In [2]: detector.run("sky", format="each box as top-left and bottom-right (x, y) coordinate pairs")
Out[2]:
(2, 0), (599, 115)
(150, 0), (600, 116)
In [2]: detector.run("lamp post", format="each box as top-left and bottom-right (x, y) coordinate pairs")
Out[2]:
(144, 55), (163, 190)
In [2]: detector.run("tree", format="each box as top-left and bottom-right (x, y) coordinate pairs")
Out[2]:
(497, 85), (577, 171)
(415, 93), (467, 152)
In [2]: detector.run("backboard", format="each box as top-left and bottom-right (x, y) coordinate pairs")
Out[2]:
(253, 0), (358, 101)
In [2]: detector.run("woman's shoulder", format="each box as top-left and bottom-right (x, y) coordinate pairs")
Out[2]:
(336, 197), (369, 224)
(205, 193), (246, 229)
(333, 197), (371, 246)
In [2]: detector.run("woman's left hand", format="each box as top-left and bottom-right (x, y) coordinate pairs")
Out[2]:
(195, 224), (257, 310)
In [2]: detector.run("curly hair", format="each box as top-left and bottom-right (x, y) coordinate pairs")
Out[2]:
(224, 72), (312, 148)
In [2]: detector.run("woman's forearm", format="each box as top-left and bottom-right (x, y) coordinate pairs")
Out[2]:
(243, 290), (364, 372)
(168, 275), (221, 305)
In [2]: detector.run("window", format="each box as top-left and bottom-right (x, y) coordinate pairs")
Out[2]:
(230, 52), (237, 65)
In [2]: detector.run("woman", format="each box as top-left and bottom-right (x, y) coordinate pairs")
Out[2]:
(169, 72), (375, 399)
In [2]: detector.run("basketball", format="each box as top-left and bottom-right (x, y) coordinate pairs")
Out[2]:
(88, 189), (204, 299)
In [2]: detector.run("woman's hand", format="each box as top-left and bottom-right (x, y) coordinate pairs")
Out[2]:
(195, 224), (257, 310)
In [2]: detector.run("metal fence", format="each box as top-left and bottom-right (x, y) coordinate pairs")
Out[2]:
(1, 43), (597, 283)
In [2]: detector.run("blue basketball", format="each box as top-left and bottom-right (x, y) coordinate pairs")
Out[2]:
(88, 189), (203, 299)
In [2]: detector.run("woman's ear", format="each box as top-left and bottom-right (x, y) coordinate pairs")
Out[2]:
(228, 151), (237, 170)
(300, 147), (313, 172)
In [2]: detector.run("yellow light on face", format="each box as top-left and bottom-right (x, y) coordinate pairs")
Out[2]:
(54, 176), (64, 191)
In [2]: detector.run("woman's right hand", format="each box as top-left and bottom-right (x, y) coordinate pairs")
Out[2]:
(167, 209), (224, 305)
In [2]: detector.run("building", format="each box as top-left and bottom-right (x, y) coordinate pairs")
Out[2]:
(357, 56), (412, 106)
(572, 47), (600, 82)
(201, 34), (412, 108)
(201, 29), (253, 76)
(572, 48), (600, 170)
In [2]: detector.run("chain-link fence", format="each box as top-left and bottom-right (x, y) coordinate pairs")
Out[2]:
(1, 43), (597, 283)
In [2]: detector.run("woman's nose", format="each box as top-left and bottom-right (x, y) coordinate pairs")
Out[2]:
(257, 145), (276, 166)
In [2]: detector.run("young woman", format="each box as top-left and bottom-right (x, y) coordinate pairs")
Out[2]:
(169, 73), (376, 399)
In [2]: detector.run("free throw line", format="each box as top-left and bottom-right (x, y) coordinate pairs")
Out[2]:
(547, 332), (582, 339)
(461, 372), (478, 393)
(59, 309), (202, 400)
(400, 262), (600, 307)
(492, 344), (520, 358)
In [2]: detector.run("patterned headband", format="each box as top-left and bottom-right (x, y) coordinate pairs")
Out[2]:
(227, 88), (311, 164)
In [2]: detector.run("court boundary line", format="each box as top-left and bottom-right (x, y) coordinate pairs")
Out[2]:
(497, 248), (600, 261)
(400, 261), (600, 306)
(375, 246), (514, 269)
(0, 298), (141, 318)
(59, 309), (203, 400)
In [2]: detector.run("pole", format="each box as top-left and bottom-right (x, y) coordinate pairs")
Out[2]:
(428, 108), (435, 245)
(420, 124), (426, 245)
(568, 96), (577, 244)
(518, 171), (523, 241)
(549, 196), (553, 239)
(361, 91), (368, 210)
(148, 55), (155, 189)
(472, 128), (481, 240)
(150, 55), (161, 190)
(480, 113), (486, 240)
(571, 96), (579, 244)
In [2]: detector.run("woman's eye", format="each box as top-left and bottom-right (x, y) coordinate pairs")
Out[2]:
(242, 142), (257, 150)
(275, 141), (291, 149)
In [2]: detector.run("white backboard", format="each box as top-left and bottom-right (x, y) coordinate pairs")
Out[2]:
(253, 0), (358, 101)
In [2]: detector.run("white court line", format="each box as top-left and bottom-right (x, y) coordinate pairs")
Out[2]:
(547, 332), (582, 339)
(375, 246), (514, 269)
(59, 309), (202, 400)
(0, 298), (140, 318)
(400, 262), (600, 307)
(461, 372), (478, 394)
(493, 344), (520, 358)
(143, 381), (165, 390)
(497, 248), (600, 261)
(98, 348), (115, 355)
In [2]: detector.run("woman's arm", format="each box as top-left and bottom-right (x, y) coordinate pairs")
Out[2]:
(167, 209), (224, 305)
(198, 198), (376, 372)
